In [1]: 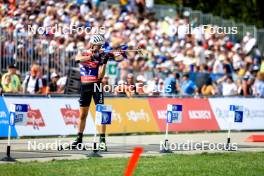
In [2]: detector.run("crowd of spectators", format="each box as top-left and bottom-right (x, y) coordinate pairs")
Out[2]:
(0, 63), (66, 94)
(0, 0), (264, 97)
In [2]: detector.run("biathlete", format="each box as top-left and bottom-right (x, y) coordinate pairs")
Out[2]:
(72, 34), (115, 151)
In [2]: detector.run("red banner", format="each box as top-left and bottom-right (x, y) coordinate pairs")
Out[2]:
(148, 98), (220, 132)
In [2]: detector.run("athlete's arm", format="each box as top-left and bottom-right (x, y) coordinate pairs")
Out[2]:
(75, 56), (92, 62)
(75, 50), (93, 62)
(98, 54), (110, 80)
(75, 54), (93, 62)
(98, 64), (107, 80)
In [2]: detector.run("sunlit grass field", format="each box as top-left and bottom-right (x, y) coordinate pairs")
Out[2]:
(1, 152), (264, 176)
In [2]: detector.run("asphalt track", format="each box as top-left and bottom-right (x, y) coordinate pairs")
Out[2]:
(0, 132), (264, 163)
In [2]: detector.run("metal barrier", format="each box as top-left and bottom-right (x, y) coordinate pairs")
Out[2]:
(1, 93), (260, 99)
(257, 29), (264, 53)
(154, 5), (177, 19)
(0, 28), (78, 78)
(141, 4), (264, 51)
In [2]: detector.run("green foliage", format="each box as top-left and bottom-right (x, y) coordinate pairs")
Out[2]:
(155, 0), (264, 28)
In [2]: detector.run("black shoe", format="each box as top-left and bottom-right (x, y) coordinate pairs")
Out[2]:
(70, 137), (83, 150)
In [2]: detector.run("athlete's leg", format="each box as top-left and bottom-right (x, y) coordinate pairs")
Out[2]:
(71, 84), (92, 148)
(101, 125), (106, 137)
(93, 82), (107, 150)
(78, 106), (89, 133)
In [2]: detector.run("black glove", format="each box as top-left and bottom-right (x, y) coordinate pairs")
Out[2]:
(102, 54), (110, 64)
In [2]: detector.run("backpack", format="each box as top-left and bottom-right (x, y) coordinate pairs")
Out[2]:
(25, 75), (40, 93)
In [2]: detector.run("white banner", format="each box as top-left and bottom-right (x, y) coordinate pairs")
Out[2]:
(209, 98), (264, 130)
(4, 97), (96, 136)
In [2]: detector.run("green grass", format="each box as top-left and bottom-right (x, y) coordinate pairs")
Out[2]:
(1, 152), (264, 176)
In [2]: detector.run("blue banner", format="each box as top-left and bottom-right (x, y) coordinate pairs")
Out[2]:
(0, 97), (17, 137)
(96, 104), (112, 125)
(234, 111), (243, 123)
(101, 112), (112, 125)
(167, 104), (183, 123)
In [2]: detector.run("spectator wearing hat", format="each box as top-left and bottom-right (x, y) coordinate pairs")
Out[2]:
(250, 65), (260, 77)
(47, 72), (60, 93)
(135, 75), (147, 95)
(238, 75), (254, 96)
(1, 64), (21, 93)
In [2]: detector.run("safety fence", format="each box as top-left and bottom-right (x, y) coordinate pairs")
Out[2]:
(154, 5), (260, 45)
(0, 29), (78, 78)
(0, 95), (263, 137)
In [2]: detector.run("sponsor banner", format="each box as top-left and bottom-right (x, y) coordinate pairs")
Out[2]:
(0, 97), (17, 137)
(209, 98), (264, 130)
(2, 96), (263, 136)
(89, 98), (159, 133)
(4, 97), (96, 136)
(95, 104), (112, 125)
(10, 104), (29, 126)
(167, 104), (183, 123)
(148, 98), (220, 132)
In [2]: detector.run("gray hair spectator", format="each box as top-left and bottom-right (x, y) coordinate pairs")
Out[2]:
(22, 64), (43, 94)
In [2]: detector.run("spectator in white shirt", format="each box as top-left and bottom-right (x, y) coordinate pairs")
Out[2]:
(57, 76), (67, 93)
(217, 75), (238, 96)
(22, 65), (43, 94)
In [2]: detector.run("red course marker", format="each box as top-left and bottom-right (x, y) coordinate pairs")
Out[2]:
(245, 135), (264, 142)
(125, 147), (144, 176)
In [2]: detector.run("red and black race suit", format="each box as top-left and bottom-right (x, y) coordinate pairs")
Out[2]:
(79, 53), (104, 107)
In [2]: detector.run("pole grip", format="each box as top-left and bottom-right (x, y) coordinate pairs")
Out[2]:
(164, 139), (169, 148)
(93, 142), (97, 151)
(227, 137), (231, 144)
(7, 145), (11, 157)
